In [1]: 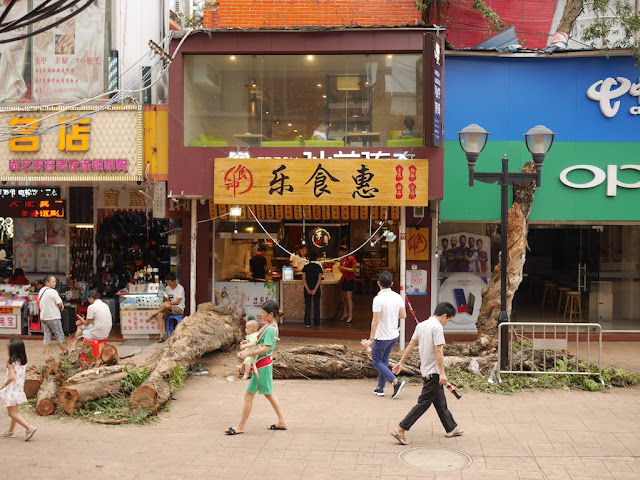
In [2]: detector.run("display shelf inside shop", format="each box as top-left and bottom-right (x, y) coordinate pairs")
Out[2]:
(69, 226), (94, 282)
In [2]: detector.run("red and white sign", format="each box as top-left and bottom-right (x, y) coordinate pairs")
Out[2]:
(0, 315), (17, 328)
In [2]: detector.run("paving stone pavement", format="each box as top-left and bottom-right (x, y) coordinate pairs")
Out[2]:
(0, 339), (638, 479)
(0, 373), (638, 480)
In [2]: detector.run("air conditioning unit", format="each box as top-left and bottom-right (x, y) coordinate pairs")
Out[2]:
(413, 206), (425, 218)
(193, 62), (221, 93)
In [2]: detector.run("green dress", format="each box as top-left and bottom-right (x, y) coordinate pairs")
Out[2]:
(246, 323), (278, 395)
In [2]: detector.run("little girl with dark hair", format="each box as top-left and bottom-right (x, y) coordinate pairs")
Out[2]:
(0, 339), (37, 440)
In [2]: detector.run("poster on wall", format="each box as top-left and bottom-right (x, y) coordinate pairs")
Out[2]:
(46, 219), (66, 245)
(14, 218), (46, 245)
(406, 269), (428, 295)
(31, 0), (106, 103)
(407, 227), (429, 261)
(214, 281), (278, 322)
(437, 232), (492, 330)
(15, 246), (35, 271)
(0, 1), (29, 103)
(36, 246), (57, 272)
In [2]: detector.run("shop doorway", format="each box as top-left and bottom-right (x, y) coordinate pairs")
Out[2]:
(515, 225), (640, 331)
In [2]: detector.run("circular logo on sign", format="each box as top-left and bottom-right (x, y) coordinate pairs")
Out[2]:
(311, 228), (330, 248)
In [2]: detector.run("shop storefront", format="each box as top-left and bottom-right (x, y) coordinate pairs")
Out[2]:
(0, 105), (149, 336)
(168, 28), (446, 339)
(441, 53), (640, 332)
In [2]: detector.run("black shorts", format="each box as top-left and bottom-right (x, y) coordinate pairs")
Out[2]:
(341, 279), (354, 292)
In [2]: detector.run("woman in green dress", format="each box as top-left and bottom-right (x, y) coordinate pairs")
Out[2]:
(225, 300), (287, 435)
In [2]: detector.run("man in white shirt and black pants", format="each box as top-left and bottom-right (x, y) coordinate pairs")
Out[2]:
(390, 302), (463, 445)
(362, 271), (407, 399)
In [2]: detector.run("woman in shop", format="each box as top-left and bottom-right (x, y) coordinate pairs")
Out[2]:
(290, 244), (308, 276)
(225, 300), (287, 435)
(8, 269), (29, 285)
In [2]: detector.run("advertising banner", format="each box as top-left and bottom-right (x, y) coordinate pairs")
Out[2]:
(0, 106), (142, 182)
(31, 0), (107, 103)
(214, 158), (428, 206)
(214, 281), (278, 323)
(437, 232), (491, 330)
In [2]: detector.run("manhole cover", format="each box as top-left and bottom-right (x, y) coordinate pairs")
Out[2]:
(398, 447), (472, 472)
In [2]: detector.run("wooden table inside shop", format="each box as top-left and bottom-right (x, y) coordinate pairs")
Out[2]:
(280, 278), (341, 323)
(346, 131), (380, 146)
(233, 133), (269, 146)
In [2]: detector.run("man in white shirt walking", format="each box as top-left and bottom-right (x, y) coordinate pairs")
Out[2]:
(38, 275), (69, 362)
(390, 302), (463, 445)
(362, 271), (407, 399)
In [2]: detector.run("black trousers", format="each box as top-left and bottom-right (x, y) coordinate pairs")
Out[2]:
(304, 287), (321, 326)
(399, 374), (457, 433)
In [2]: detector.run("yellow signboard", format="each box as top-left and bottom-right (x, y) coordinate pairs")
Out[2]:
(214, 158), (428, 206)
(407, 227), (430, 260)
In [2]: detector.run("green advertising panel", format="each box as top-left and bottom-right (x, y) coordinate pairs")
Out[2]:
(441, 141), (640, 222)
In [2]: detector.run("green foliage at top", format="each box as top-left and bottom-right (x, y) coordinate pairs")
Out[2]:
(580, 0), (640, 66)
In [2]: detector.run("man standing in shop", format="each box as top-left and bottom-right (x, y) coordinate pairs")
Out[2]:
(250, 245), (268, 281)
(390, 302), (463, 445)
(362, 271), (407, 398)
(147, 273), (185, 343)
(290, 244), (308, 276)
(39, 275), (69, 363)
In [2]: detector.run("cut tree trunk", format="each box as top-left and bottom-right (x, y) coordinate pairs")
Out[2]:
(271, 345), (497, 379)
(24, 366), (42, 399)
(57, 366), (128, 414)
(36, 362), (65, 416)
(130, 303), (243, 412)
(477, 162), (536, 340)
(98, 344), (119, 365)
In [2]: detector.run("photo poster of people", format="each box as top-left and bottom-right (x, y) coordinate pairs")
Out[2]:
(0, 0), (107, 104)
(436, 232), (491, 331)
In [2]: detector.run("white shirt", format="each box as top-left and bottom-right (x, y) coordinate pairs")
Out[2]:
(165, 283), (186, 311)
(290, 254), (308, 273)
(86, 298), (112, 340)
(412, 316), (447, 377)
(38, 287), (62, 321)
(312, 130), (327, 140)
(371, 288), (404, 341)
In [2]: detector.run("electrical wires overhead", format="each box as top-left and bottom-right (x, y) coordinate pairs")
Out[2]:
(0, 0), (97, 44)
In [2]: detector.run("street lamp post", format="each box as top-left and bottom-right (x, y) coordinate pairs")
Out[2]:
(458, 124), (556, 369)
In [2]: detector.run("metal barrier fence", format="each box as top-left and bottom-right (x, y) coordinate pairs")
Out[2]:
(497, 322), (605, 390)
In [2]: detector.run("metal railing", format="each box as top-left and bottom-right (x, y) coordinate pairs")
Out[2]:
(496, 322), (605, 390)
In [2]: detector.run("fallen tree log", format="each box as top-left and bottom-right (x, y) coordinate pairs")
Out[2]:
(271, 345), (497, 379)
(131, 303), (242, 412)
(57, 366), (128, 414)
(24, 366), (42, 399)
(36, 362), (64, 416)
(99, 344), (119, 365)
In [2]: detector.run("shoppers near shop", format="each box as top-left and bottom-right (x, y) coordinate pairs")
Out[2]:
(147, 273), (185, 342)
(71, 290), (112, 343)
(38, 275), (69, 363)
(225, 300), (287, 435)
(390, 302), (463, 445)
(362, 271), (407, 398)
(338, 245), (356, 323)
(302, 251), (323, 328)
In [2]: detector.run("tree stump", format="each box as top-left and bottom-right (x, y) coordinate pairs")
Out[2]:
(36, 362), (64, 416)
(130, 303), (243, 412)
(57, 366), (128, 414)
(24, 366), (42, 399)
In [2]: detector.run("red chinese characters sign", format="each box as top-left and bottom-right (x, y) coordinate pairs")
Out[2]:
(214, 158), (428, 206)
(1, 199), (66, 218)
(407, 227), (430, 261)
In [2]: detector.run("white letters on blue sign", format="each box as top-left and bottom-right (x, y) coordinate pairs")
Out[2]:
(586, 77), (640, 118)
(560, 164), (640, 196)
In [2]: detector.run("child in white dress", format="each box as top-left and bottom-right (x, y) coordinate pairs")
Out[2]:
(0, 339), (37, 440)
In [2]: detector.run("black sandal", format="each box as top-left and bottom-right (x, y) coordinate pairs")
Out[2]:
(224, 427), (244, 435)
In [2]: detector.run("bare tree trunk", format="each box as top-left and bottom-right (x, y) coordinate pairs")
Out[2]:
(476, 163), (536, 341)
(130, 303), (243, 412)
(57, 366), (128, 414)
(557, 0), (584, 35)
(24, 366), (42, 399)
(35, 362), (65, 416)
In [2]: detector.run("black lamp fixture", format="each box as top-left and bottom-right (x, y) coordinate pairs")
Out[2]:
(245, 54), (260, 89)
(457, 123), (556, 369)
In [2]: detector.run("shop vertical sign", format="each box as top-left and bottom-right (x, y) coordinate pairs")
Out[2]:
(424, 32), (443, 147)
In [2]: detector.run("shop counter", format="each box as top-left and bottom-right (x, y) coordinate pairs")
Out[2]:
(280, 278), (341, 322)
(0, 298), (26, 335)
(118, 289), (164, 339)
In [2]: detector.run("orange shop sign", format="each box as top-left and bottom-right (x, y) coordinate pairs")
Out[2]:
(214, 158), (428, 206)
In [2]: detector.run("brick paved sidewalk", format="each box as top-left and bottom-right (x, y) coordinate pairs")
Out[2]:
(0, 372), (638, 480)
